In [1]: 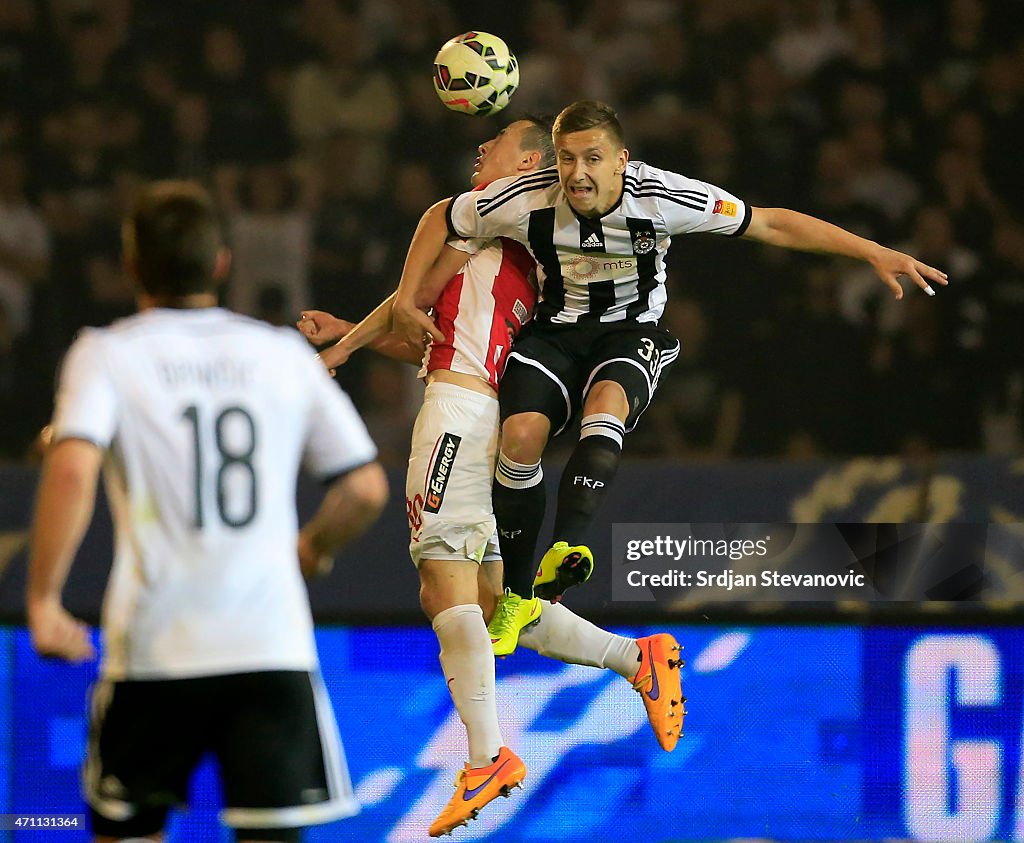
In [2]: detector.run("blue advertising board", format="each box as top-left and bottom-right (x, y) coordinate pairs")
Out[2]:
(1, 625), (1021, 841)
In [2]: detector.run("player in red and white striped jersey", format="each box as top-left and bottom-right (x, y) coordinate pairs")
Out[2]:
(422, 220), (536, 390)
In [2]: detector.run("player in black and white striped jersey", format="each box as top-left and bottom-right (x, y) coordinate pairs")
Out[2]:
(394, 100), (948, 635)
(464, 157), (743, 327)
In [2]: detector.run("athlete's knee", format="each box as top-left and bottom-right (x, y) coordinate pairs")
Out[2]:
(418, 559), (480, 620)
(419, 577), (455, 621)
(500, 413), (550, 463)
(583, 380), (629, 421)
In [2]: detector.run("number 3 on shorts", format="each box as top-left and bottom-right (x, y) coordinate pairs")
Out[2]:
(636, 337), (660, 377)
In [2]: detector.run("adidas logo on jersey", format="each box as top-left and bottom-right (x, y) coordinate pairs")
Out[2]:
(581, 232), (604, 249)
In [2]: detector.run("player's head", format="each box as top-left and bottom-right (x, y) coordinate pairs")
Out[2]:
(472, 115), (555, 187)
(123, 180), (230, 301)
(552, 100), (628, 218)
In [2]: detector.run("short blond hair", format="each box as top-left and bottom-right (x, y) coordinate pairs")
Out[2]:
(552, 101), (624, 147)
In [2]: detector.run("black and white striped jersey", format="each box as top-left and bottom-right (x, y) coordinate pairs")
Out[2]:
(446, 161), (750, 325)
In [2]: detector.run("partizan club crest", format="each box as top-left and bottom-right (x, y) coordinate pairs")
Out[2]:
(632, 231), (656, 255)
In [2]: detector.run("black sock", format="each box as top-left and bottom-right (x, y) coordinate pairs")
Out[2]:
(553, 414), (624, 544)
(493, 452), (546, 597)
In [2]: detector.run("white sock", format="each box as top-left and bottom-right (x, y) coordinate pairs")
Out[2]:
(432, 604), (503, 767)
(494, 451), (543, 488)
(518, 601), (641, 680)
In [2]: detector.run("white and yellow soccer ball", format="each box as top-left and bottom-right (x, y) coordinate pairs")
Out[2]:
(432, 31), (519, 116)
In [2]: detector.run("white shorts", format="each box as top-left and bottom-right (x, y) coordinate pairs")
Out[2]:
(406, 382), (500, 565)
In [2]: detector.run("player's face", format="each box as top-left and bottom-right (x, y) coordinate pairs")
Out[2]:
(472, 121), (533, 186)
(555, 128), (628, 217)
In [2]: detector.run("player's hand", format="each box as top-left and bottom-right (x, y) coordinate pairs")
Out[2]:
(869, 247), (949, 300)
(297, 531), (334, 579)
(297, 310), (353, 344)
(392, 299), (444, 347)
(26, 597), (95, 663)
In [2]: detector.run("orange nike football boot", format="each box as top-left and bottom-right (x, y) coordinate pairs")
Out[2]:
(631, 633), (686, 751)
(428, 746), (526, 837)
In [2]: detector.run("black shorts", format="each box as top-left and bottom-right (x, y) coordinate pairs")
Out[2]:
(84, 670), (358, 839)
(500, 319), (680, 434)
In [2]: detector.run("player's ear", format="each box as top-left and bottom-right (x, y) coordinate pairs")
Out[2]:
(520, 150), (542, 172)
(614, 147), (629, 175)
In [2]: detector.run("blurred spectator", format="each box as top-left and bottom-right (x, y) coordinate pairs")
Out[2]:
(806, 137), (892, 243)
(226, 161), (312, 320)
(978, 220), (1024, 453)
(634, 297), (743, 461)
(309, 132), (387, 311)
(362, 0), (457, 79)
(130, 54), (180, 162)
(0, 299), (21, 458)
(736, 51), (813, 205)
(614, 22), (702, 172)
(390, 73), (473, 187)
(770, 262), (875, 457)
(873, 292), (982, 455)
(929, 141), (1001, 254)
(976, 50), (1024, 211)
(575, 0), (657, 88)
(356, 356), (420, 467)
(0, 147), (50, 338)
(820, 0), (898, 87)
(195, 23), (291, 163)
(930, 0), (991, 100)
(844, 121), (920, 226)
(770, 0), (850, 82)
(81, 247), (133, 327)
(255, 283), (292, 327)
(0, 0), (43, 115)
(164, 93), (214, 180)
(287, 7), (400, 151)
(904, 205), (984, 354)
(39, 100), (117, 234)
(512, 1), (611, 115)
(49, 11), (132, 105)
(368, 159), (442, 286)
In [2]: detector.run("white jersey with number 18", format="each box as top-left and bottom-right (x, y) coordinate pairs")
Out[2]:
(50, 308), (377, 681)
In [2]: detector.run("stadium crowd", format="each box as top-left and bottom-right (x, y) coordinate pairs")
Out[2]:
(1, 0), (1022, 463)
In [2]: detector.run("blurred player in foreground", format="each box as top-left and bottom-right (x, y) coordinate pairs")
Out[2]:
(299, 117), (684, 837)
(393, 99), (949, 618)
(27, 180), (388, 843)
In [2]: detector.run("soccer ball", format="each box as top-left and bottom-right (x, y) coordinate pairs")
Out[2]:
(432, 31), (519, 116)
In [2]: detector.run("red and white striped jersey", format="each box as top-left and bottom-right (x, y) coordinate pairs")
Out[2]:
(423, 236), (537, 390)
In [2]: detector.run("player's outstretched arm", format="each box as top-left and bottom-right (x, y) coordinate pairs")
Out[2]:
(316, 293), (414, 370)
(297, 461), (389, 577)
(297, 310), (351, 345)
(393, 199), (452, 345)
(312, 241), (469, 370)
(743, 207), (949, 299)
(26, 438), (101, 662)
